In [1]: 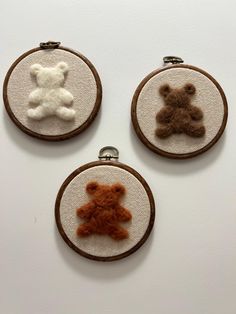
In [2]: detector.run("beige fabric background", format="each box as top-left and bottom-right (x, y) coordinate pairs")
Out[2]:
(7, 49), (97, 136)
(59, 165), (152, 257)
(136, 67), (225, 154)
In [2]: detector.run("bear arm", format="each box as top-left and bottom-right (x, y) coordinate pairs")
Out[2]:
(116, 205), (132, 222)
(59, 88), (73, 105)
(188, 105), (203, 120)
(29, 89), (43, 104)
(156, 106), (174, 123)
(77, 202), (95, 219)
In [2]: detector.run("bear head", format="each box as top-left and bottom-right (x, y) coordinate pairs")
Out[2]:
(159, 83), (196, 108)
(86, 181), (125, 207)
(30, 62), (69, 88)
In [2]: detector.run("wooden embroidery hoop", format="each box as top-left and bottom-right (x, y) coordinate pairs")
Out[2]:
(131, 58), (228, 159)
(3, 41), (102, 141)
(55, 147), (155, 262)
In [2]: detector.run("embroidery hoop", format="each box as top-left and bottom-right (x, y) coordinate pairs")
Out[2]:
(131, 57), (228, 159)
(3, 41), (102, 141)
(55, 147), (155, 262)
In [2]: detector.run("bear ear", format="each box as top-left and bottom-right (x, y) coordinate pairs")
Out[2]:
(184, 83), (196, 95)
(56, 62), (69, 73)
(86, 182), (99, 194)
(30, 64), (43, 75)
(111, 183), (125, 195)
(159, 84), (172, 97)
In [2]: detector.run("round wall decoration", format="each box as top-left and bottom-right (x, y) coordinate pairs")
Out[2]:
(55, 147), (155, 261)
(3, 41), (102, 141)
(131, 56), (228, 159)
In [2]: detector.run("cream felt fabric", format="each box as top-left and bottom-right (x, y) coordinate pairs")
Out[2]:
(7, 49), (97, 136)
(28, 62), (75, 121)
(136, 67), (225, 154)
(59, 165), (152, 258)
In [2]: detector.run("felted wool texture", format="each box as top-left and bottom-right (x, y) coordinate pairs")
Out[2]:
(156, 83), (205, 138)
(59, 165), (151, 257)
(28, 62), (75, 121)
(77, 182), (132, 240)
(7, 49), (97, 136)
(136, 67), (225, 154)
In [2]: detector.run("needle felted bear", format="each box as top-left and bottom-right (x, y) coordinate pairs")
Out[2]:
(156, 83), (205, 138)
(27, 62), (75, 121)
(76, 182), (132, 240)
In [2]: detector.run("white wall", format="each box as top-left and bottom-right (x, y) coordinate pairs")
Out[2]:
(1, 1), (236, 313)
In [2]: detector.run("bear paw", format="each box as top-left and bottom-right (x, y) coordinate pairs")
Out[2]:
(77, 224), (93, 237)
(56, 107), (76, 121)
(156, 126), (173, 138)
(27, 108), (45, 120)
(110, 227), (129, 240)
(185, 124), (205, 137)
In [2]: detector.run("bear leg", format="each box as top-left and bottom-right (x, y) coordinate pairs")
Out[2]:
(109, 225), (129, 240)
(77, 223), (94, 237)
(185, 124), (205, 137)
(56, 107), (75, 121)
(156, 125), (173, 138)
(27, 106), (46, 120)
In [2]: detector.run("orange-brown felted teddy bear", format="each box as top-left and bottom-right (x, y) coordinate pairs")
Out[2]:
(156, 83), (205, 138)
(76, 182), (132, 240)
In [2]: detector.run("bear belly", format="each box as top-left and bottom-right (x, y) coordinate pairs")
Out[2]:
(91, 208), (117, 234)
(172, 109), (191, 133)
(41, 89), (61, 113)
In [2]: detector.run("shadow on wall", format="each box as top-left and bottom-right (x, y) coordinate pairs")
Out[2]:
(54, 223), (156, 280)
(2, 107), (102, 158)
(129, 121), (227, 176)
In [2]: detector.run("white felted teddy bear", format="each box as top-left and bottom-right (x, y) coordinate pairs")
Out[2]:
(27, 62), (75, 121)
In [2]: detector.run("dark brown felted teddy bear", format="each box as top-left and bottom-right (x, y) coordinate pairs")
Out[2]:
(156, 83), (205, 138)
(76, 182), (132, 240)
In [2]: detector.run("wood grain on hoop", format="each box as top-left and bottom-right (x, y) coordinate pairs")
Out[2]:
(55, 160), (155, 262)
(131, 64), (228, 159)
(3, 46), (102, 141)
